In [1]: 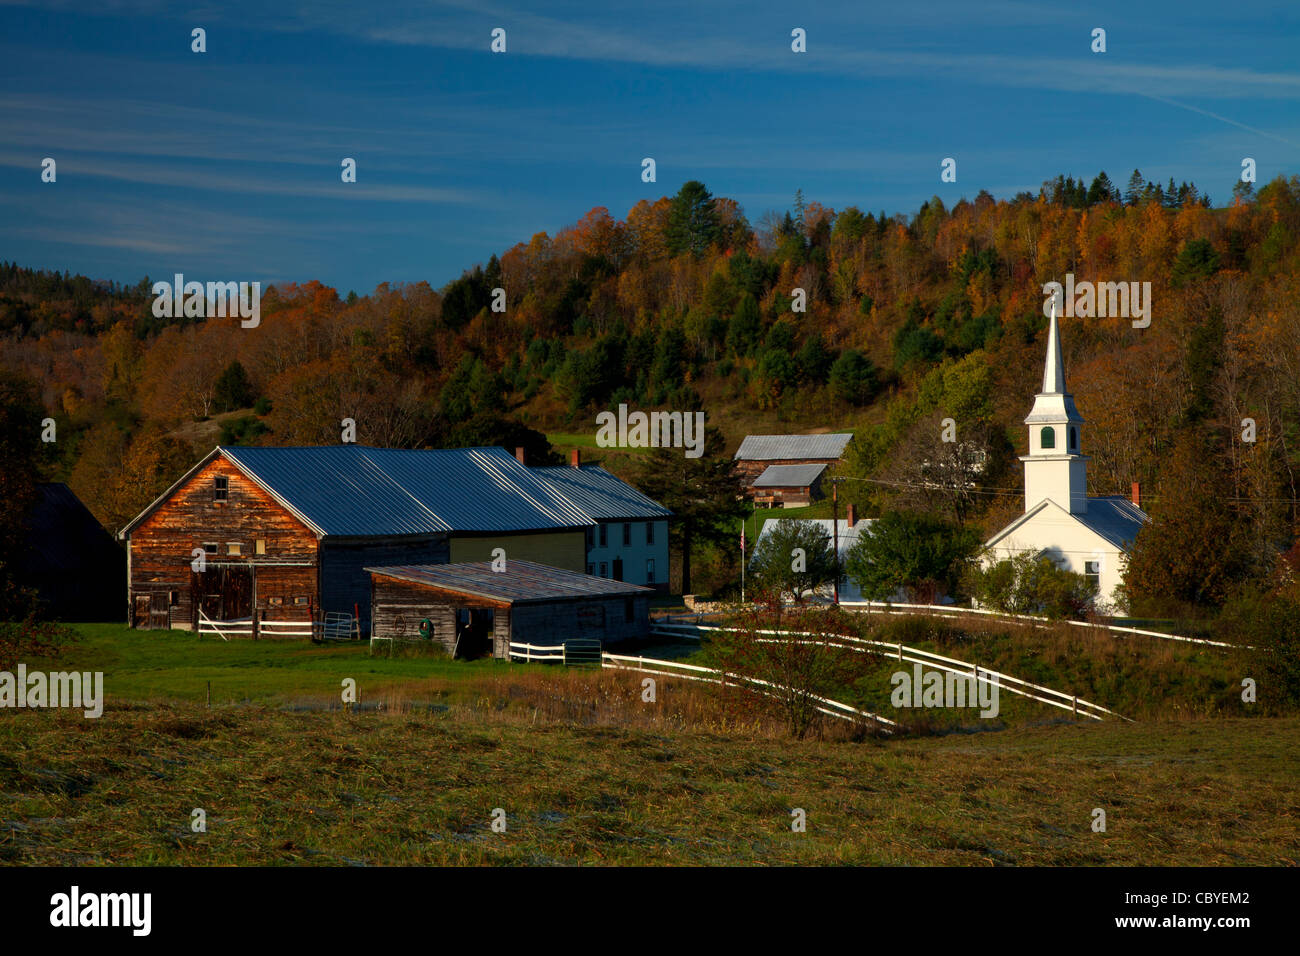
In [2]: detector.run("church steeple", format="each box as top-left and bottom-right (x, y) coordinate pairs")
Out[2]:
(1021, 302), (1088, 514)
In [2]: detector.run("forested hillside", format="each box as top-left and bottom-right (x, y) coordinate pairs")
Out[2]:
(3, 170), (1299, 608)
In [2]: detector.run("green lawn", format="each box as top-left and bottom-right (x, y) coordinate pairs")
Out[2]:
(56, 623), (506, 707)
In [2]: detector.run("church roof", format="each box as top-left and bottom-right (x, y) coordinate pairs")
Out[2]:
(984, 496), (1148, 553)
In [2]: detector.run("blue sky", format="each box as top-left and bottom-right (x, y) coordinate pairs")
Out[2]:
(2, 0), (1297, 295)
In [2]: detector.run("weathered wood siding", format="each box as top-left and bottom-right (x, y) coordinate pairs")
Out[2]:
(128, 455), (318, 629)
(369, 574), (506, 655)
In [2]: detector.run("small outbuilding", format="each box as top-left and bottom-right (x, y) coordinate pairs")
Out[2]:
(367, 560), (652, 659)
(751, 463), (827, 508)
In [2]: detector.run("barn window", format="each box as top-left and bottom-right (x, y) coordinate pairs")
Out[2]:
(646, 559), (655, 585)
(1040, 427), (1056, 450)
(203, 542), (218, 555)
(169, 590), (180, 606)
(255, 538), (266, 555)
(214, 476), (228, 501)
(622, 523), (631, 546)
(227, 542), (241, 556)
(646, 522), (655, 545)
(294, 596), (308, 606)
(599, 524), (607, 547)
(269, 596), (283, 606)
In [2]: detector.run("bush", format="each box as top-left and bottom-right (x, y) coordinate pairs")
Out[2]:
(967, 552), (1096, 619)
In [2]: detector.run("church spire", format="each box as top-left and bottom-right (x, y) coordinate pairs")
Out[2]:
(1043, 300), (1066, 394)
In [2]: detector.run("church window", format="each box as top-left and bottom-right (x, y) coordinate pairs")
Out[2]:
(1041, 427), (1056, 449)
(1069, 426), (1077, 450)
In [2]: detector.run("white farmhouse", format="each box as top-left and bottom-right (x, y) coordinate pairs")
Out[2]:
(982, 306), (1148, 610)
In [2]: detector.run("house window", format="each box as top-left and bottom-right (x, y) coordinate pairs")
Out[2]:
(1041, 427), (1056, 450)
(646, 521), (655, 545)
(1069, 426), (1078, 450)
(1084, 560), (1101, 591)
(587, 564), (594, 576)
(214, 476), (228, 501)
(646, 559), (656, 585)
(599, 562), (607, 577)
(227, 542), (241, 556)
(203, 542), (218, 555)
(255, 539), (266, 555)
(622, 523), (631, 546)
(599, 524), (607, 547)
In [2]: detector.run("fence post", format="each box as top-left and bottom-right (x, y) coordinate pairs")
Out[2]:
(1072, 695), (1078, 716)
(897, 643), (903, 660)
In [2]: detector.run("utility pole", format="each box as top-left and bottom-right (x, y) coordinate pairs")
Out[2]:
(831, 478), (840, 605)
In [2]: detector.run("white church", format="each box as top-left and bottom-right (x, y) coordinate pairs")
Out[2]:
(982, 307), (1148, 611)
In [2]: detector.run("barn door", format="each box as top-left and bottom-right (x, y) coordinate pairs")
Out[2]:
(134, 595), (152, 629)
(223, 568), (252, 619)
(149, 595), (170, 630)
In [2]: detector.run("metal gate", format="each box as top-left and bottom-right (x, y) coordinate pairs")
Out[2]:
(563, 639), (602, 666)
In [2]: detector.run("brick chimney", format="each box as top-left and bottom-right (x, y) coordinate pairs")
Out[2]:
(1131, 481), (1141, 508)
(846, 503), (857, 527)
(515, 446), (526, 465)
(570, 449), (581, 468)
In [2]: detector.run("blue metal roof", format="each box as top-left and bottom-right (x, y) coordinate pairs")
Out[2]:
(1074, 496), (1148, 550)
(221, 445), (595, 537)
(734, 433), (853, 461)
(531, 465), (672, 520)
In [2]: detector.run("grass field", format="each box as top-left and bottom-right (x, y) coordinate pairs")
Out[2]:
(0, 622), (1294, 866)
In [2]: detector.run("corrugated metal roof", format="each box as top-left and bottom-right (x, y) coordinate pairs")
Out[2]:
(367, 560), (652, 604)
(734, 433), (853, 461)
(531, 465), (672, 520)
(1075, 496), (1148, 550)
(752, 463), (827, 488)
(221, 445), (594, 537)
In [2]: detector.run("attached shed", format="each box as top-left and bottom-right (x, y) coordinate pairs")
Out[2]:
(367, 560), (652, 659)
(751, 463), (827, 508)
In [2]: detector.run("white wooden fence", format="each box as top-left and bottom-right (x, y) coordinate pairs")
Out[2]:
(651, 620), (1128, 722)
(196, 609), (325, 641)
(601, 652), (898, 733)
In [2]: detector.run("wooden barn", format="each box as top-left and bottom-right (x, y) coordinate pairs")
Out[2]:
(733, 433), (852, 495)
(368, 560), (651, 658)
(750, 463), (827, 508)
(118, 445), (598, 634)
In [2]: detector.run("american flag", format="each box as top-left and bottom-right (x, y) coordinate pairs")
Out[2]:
(740, 521), (746, 553)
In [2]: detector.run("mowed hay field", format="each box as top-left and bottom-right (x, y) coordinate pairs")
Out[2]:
(1, 623), (1296, 866)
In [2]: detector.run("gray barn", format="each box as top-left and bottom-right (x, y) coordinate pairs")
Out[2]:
(367, 560), (652, 659)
